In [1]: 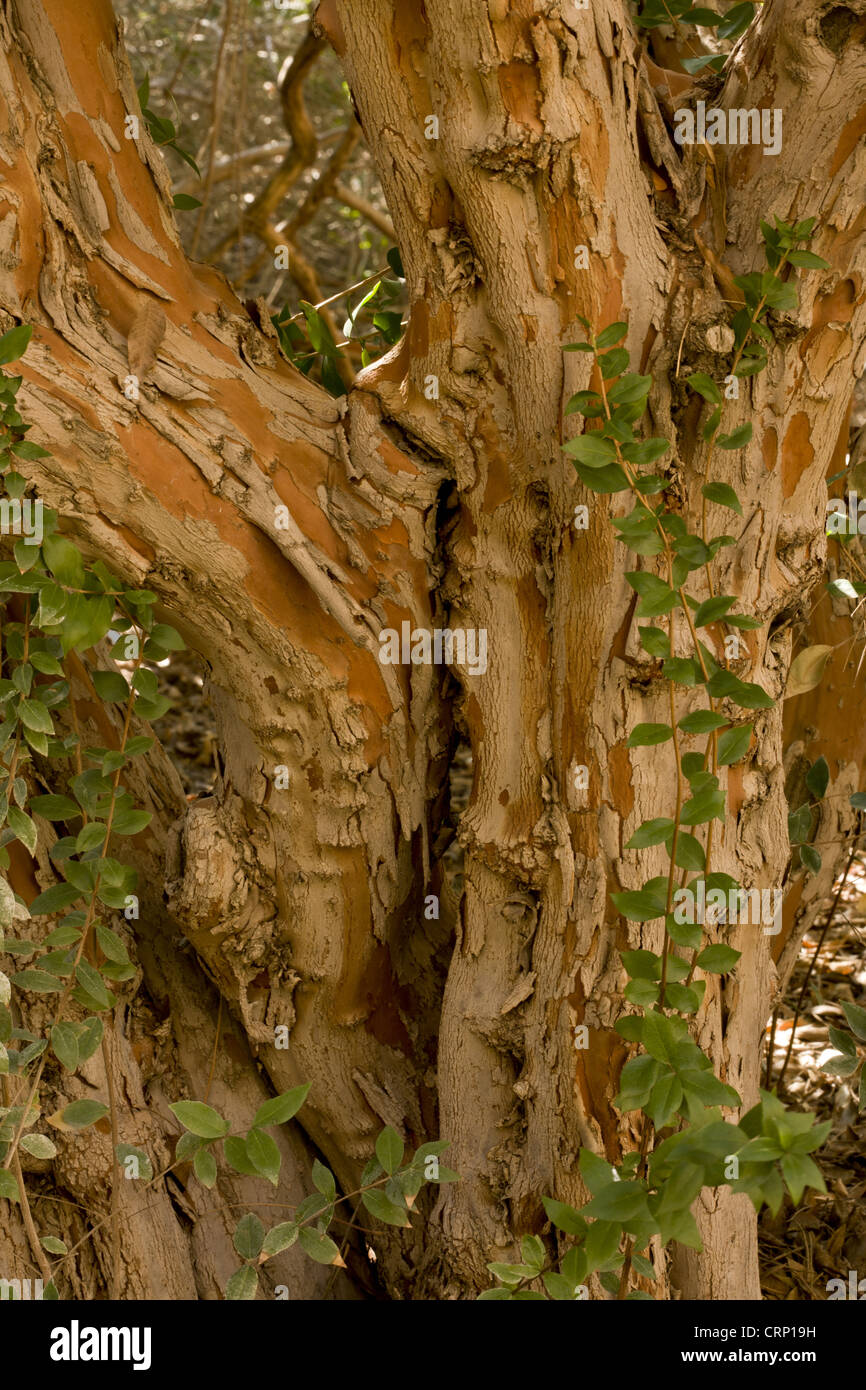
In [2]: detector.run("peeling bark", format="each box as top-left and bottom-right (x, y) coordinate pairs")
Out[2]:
(0, 0), (865, 1300)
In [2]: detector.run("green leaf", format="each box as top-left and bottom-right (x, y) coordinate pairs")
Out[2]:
(679, 1069), (739, 1108)
(375, 1125), (404, 1175)
(11, 968), (63, 994)
(42, 534), (85, 588)
(225, 1265), (258, 1300)
(312, 1159), (336, 1200)
(7, 806), (37, 855)
(616, 1054), (662, 1110)
(627, 723), (672, 747)
(599, 348), (629, 378)
(74, 1016), (103, 1062)
(678, 710), (726, 734)
(116, 1142), (154, 1182)
(173, 193), (202, 210)
(246, 1127), (281, 1187)
(75, 959), (114, 1010)
(386, 246), (405, 279)
(59, 593), (114, 655)
(51, 1022), (79, 1073)
(579, 1147), (619, 1194)
(621, 949), (661, 981)
(565, 390), (602, 417)
(169, 1100), (229, 1139)
(583, 1180), (648, 1222)
(787, 250), (829, 270)
(111, 807), (151, 837)
(624, 978), (660, 1007)
(595, 322), (629, 349)
(821, 1052), (859, 1077)
(251, 1082), (309, 1130)
(805, 756), (829, 801)
(696, 944), (741, 973)
(781, 1152), (825, 1205)
(234, 1212), (265, 1260)
(262, 1222), (299, 1258)
(645, 1073), (683, 1128)
(18, 699), (53, 734)
(626, 818), (674, 849)
(687, 372), (722, 405)
(680, 784), (725, 825)
(541, 1195), (588, 1237)
(91, 670), (130, 703)
(96, 924), (129, 964)
(0, 1169), (20, 1201)
(717, 724), (752, 766)
(562, 433), (618, 467)
(611, 888), (666, 922)
(717, 423), (753, 451)
(29, 882), (81, 915)
(221, 1135), (259, 1177)
(150, 623), (184, 651)
(693, 596), (734, 627)
(41, 1236), (68, 1255)
(298, 1227), (342, 1265)
(621, 437), (669, 466)
(76, 823), (107, 854)
(638, 627), (670, 658)
(673, 832), (706, 871)
(707, 669), (774, 709)
(584, 1219), (621, 1272)
(362, 1188), (411, 1227)
(608, 373), (651, 405)
(30, 795), (81, 823)
(841, 1001), (866, 1041)
(53, 1099), (109, 1129)
(663, 979), (705, 1015)
(543, 1271), (580, 1300)
(828, 1024), (856, 1057)
(827, 577), (858, 602)
(574, 461), (629, 493)
(625, 572), (677, 617)
(20, 1131), (57, 1158)
(0, 325), (32, 365)
(657, 1204), (703, 1249)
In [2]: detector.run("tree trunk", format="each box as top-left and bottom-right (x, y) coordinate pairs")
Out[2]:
(1, 0), (865, 1299)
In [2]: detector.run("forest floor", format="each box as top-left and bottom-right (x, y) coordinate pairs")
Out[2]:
(155, 649), (866, 1301)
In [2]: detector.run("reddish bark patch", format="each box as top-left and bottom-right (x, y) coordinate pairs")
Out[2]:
(608, 740), (635, 821)
(359, 943), (413, 1054)
(315, 0), (346, 56)
(780, 411), (814, 500)
(726, 762), (746, 822)
(497, 61), (543, 133)
(830, 102), (866, 179)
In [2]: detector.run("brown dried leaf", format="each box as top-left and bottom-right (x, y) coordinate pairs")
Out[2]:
(127, 301), (167, 380)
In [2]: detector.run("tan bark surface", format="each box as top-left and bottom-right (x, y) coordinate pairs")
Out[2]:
(0, 0), (865, 1298)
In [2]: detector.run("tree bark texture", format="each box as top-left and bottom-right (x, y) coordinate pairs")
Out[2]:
(0, 0), (865, 1299)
